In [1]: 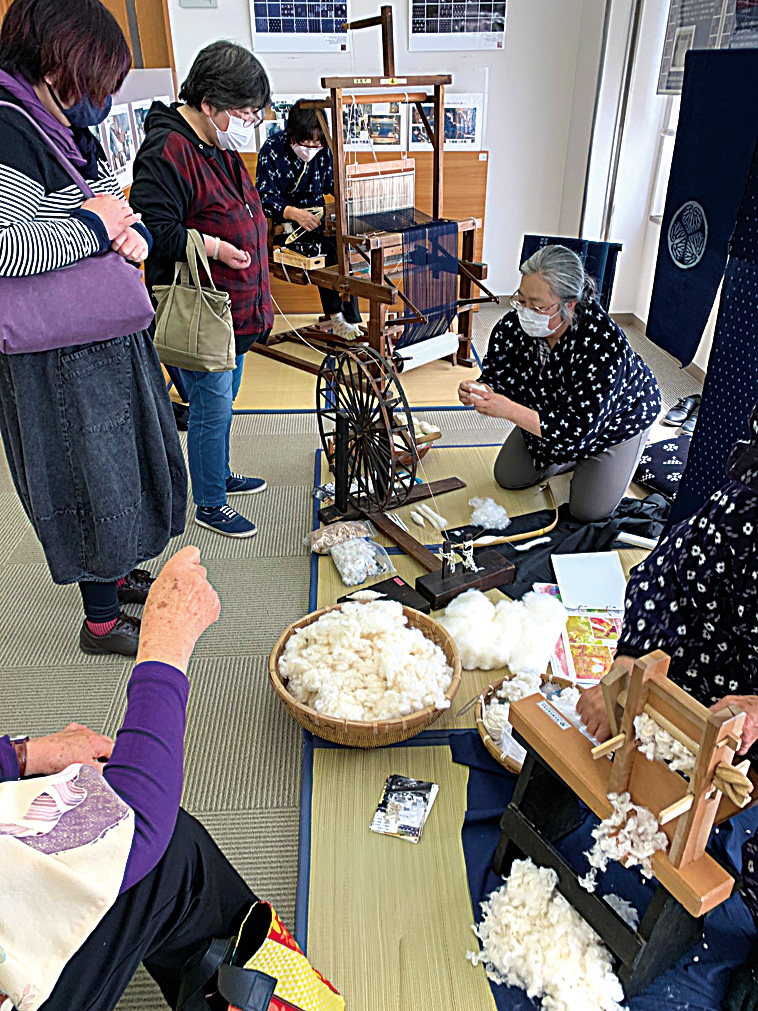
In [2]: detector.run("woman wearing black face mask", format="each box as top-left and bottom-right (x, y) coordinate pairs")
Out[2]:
(0, 0), (187, 657)
(459, 245), (662, 523)
(256, 98), (362, 340)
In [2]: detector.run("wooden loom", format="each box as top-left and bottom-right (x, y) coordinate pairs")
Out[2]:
(492, 651), (756, 996)
(252, 4), (499, 378)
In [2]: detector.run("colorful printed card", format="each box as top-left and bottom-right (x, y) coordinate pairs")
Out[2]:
(534, 583), (624, 685)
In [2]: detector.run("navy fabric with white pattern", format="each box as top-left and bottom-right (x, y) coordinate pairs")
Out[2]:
(617, 481), (758, 704)
(255, 128), (333, 224)
(667, 157), (758, 527)
(646, 50), (758, 366)
(634, 432), (692, 500)
(478, 303), (661, 469)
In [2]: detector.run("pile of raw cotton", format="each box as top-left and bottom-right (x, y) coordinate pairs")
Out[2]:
(278, 601), (453, 721)
(468, 858), (626, 1011)
(439, 589), (567, 672)
(634, 712), (695, 776)
(580, 792), (668, 893)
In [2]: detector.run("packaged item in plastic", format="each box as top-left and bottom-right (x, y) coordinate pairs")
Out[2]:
(329, 537), (396, 586)
(469, 496), (511, 530)
(305, 520), (376, 554)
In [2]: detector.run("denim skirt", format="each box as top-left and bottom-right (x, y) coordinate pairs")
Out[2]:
(0, 331), (187, 583)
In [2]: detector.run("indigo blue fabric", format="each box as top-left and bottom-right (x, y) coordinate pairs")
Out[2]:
(646, 50), (758, 367)
(519, 236), (622, 312)
(450, 730), (758, 1011)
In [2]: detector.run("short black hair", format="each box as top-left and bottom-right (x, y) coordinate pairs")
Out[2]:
(286, 99), (325, 145)
(0, 0), (130, 104)
(179, 41), (270, 112)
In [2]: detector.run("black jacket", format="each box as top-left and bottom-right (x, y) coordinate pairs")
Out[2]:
(130, 102), (273, 348)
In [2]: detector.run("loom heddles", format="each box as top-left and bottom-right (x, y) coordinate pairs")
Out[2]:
(345, 160), (415, 232)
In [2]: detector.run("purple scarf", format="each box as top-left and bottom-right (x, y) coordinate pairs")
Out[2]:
(0, 68), (87, 167)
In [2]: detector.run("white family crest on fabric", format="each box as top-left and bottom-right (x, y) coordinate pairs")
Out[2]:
(0, 765), (134, 1011)
(668, 200), (708, 269)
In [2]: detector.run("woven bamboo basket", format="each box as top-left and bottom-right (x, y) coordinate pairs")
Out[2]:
(475, 671), (576, 774)
(269, 603), (462, 747)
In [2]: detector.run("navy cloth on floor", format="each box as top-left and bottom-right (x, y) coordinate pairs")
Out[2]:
(450, 730), (758, 1011)
(634, 432), (692, 500)
(646, 50), (758, 367)
(445, 495), (669, 600)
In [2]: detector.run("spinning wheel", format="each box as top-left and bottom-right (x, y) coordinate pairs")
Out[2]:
(316, 346), (418, 513)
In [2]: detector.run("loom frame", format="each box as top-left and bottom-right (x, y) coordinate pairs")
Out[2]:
(253, 6), (498, 377)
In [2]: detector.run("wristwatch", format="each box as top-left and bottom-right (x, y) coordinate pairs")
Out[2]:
(9, 734), (29, 778)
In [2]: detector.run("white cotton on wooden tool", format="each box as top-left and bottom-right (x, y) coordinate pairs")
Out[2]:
(410, 510), (426, 528)
(468, 857), (626, 1011)
(579, 791), (668, 893)
(416, 502), (448, 530)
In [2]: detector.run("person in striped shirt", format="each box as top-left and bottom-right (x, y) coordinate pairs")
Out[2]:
(0, 0), (187, 657)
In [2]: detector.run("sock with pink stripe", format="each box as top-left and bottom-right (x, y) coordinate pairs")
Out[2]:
(85, 618), (118, 636)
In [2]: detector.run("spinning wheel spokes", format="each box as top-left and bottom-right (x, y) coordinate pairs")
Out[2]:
(316, 346), (418, 513)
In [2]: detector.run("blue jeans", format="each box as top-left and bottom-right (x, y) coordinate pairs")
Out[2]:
(178, 355), (245, 508)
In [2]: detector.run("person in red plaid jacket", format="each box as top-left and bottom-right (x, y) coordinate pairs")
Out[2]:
(131, 42), (274, 539)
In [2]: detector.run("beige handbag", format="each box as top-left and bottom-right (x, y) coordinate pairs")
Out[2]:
(152, 229), (235, 372)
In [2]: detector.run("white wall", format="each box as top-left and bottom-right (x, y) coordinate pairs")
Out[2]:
(165, 0), (596, 293)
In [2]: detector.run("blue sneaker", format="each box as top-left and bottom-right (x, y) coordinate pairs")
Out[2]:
(226, 473), (268, 495)
(195, 504), (258, 538)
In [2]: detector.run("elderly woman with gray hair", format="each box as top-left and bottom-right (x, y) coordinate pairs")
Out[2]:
(459, 244), (661, 522)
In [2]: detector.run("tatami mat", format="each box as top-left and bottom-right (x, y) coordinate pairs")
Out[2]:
(0, 295), (700, 1010)
(307, 743), (497, 1011)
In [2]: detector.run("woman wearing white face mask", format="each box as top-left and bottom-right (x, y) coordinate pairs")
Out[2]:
(459, 245), (662, 522)
(256, 99), (362, 340)
(131, 42), (275, 540)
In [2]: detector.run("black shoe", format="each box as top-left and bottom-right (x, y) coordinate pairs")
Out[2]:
(117, 567), (155, 605)
(662, 394), (700, 427)
(172, 401), (189, 432)
(681, 403), (700, 434)
(79, 613), (141, 656)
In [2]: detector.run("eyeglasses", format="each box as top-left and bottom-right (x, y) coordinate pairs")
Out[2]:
(509, 295), (560, 317)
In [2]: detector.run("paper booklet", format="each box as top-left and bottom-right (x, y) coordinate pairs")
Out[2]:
(370, 775), (439, 844)
(535, 583), (624, 686)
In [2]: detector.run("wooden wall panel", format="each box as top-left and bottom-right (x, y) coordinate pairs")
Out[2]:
(241, 149), (489, 315)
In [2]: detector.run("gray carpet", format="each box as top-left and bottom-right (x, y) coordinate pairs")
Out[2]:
(0, 305), (700, 1010)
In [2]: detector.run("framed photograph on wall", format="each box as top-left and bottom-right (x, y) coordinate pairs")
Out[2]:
(409, 93), (484, 150)
(251, 0), (350, 53)
(408, 0), (505, 51)
(343, 101), (407, 151)
(101, 102), (137, 188)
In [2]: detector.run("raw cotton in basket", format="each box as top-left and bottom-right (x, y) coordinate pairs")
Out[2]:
(468, 857), (626, 1011)
(277, 601), (453, 721)
(580, 792), (668, 893)
(439, 589), (567, 672)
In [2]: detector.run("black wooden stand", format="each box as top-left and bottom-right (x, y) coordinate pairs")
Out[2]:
(492, 738), (705, 998)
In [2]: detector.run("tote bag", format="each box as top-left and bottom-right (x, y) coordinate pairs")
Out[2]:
(152, 230), (236, 373)
(0, 102), (154, 354)
(176, 902), (345, 1011)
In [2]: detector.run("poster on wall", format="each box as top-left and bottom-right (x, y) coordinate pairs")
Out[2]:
(101, 103), (137, 188)
(131, 96), (171, 148)
(257, 95), (305, 146)
(657, 0), (758, 94)
(409, 93), (484, 150)
(343, 101), (407, 150)
(408, 0), (505, 51)
(250, 0), (350, 53)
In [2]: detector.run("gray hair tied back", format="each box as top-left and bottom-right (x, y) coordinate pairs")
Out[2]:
(519, 244), (597, 327)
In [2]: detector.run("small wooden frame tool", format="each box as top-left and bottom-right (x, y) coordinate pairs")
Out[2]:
(492, 651), (753, 996)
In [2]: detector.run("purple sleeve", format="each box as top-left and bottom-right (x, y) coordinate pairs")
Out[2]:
(103, 660), (189, 892)
(0, 735), (20, 782)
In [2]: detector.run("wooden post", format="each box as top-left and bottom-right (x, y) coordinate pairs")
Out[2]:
(607, 652), (670, 795)
(432, 83), (445, 219)
(456, 227), (474, 363)
(669, 705), (746, 868)
(369, 246), (387, 357)
(380, 5), (396, 77)
(601, 662), (631, 737)
(330, 87), (348, 279)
